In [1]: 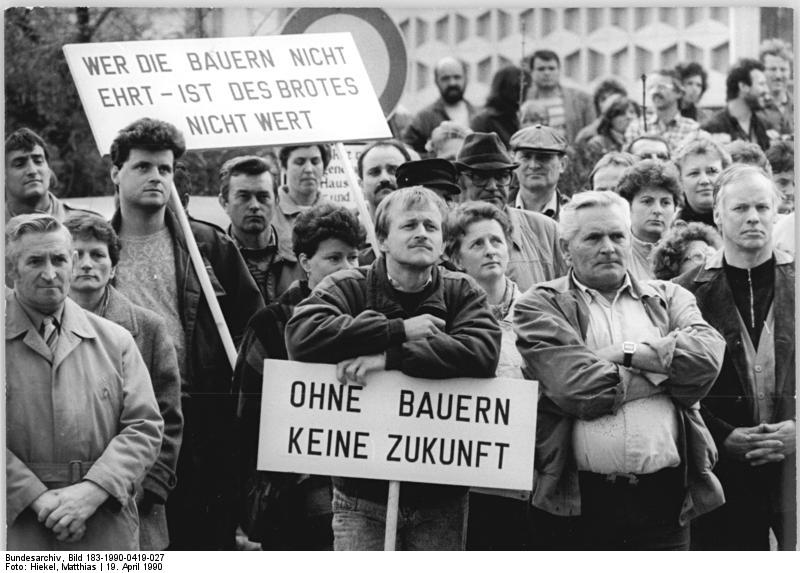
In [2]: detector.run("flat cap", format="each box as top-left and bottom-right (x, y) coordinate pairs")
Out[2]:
(396, 158), (462, 197)
(509, 124), (567, 154)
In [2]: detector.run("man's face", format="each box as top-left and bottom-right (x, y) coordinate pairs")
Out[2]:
(300, 237), (360, 289)
(462, 169), (513, 210)
(111, 148), (174, 213)
(11, 230), (74, 314)
(360, 145), (406, 213)
(514, 150), (565, 194)
(648, 74), (681, 111)
(5, 145), (51, 206)
(763, 54), (791, 94)
(682, 74), (704, 106)
(741, 69), (769, 110)
(630, 188), (676, 243)
(715, 173), (776, 254)
(379, 206), (444, 270)
(531, 57), (560, 90)
(630, 139), (670, 162)
(773, 170), (794, 214)
(220, 172), (275, 237)
(562, 205), (630, 291)
(592, 165), (627, 192)
(71, 237), (115, 295)
(680, 152), (723, 214)
(435, 60), (466, 105)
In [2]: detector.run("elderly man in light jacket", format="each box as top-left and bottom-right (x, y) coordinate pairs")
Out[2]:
(5, 214), (163, 550)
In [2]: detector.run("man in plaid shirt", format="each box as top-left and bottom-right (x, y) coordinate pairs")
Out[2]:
(625, 69), (701, 154)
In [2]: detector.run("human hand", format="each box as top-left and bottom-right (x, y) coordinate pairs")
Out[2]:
(723, 426), (781, 463)
(30, 489), (61, 524)
(745, 420), (796, 466)
(44, 481), (109, 541)
(336, 353), (386, 386)
(403, 314), (445, 340)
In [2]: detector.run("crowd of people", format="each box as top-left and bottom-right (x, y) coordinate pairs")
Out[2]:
(3, 36), (796, 552)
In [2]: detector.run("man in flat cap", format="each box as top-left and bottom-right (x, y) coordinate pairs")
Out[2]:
(396, 158), (462, 207)
(455, 132), (567, 291)
(509, 125), (570, 220)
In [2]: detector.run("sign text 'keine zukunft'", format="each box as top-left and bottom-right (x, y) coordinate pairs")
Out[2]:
(63, 33), (390, 153)
(257, 360), (538, 490)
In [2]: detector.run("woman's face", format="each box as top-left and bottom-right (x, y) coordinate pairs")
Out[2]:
(71, 237), (115, 294)
(285, 146), (325, 200)
(454, 219), (509, 284)
(680, 239), (717, 274)
(610, 105), (637, 133)
(681, 152), (723, 213)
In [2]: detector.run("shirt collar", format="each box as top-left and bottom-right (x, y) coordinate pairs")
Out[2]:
(16, 294), (65, 333)
(571, 270), (638, 301)
(515, 189), (559, 216)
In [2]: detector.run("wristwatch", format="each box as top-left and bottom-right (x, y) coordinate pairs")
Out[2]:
(622, 341), (637, 368)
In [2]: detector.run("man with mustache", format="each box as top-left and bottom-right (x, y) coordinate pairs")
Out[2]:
(702, 59), (772, 151)
(514, 190), (725, 549)
(624, 69), (700, 155)
(218, 155), (294, 303)
(615, 160), (681, 279)
(5, 128), (92, 224)
(357, 139), (411, 219)
(508, 124), (569, 220)
(286, 186), (501, 550)
(675, 164), (796, 550)
(402, 57), (476, 155)
(108, 118), (263, 549)
(454, 132), (566, 291)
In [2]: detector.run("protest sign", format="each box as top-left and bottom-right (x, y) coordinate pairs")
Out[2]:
(318, 143), (365, 207)
(62, 33), (391, 154)
(257, 360), (538, 491)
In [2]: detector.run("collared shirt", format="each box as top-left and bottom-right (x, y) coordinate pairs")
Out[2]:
(625, 111), (700, 153)
(628, 234), (656, 281)
(570, 272), (681, 475)
(271, 187), (324, 261)
(5, 192), (67, 224)
(515, 189), (562, 220)
(16, 294), (65, 338)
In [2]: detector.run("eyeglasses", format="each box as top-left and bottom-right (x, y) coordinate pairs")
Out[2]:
(463, 170), (513, 187)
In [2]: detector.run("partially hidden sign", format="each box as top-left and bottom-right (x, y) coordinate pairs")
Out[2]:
(258, 360), (538, 491)
(62, 33), (391, 154)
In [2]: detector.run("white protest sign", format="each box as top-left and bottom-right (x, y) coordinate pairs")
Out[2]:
(258, 360), (538, 491)
(62, 33), (391, 153)
(318, 143), (365, 207)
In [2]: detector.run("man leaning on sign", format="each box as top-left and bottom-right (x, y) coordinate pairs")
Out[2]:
(285, 186), (501, 550)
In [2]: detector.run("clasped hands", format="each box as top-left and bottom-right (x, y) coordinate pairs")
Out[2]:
(336, 314), (445, 385)
(29, 480), (109, 543)
(724, 420), (796, 466)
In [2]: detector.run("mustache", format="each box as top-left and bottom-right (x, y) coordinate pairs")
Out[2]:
(377, 181), (397, 192)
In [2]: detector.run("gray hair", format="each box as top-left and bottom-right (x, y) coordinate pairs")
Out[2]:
(714, 164), (779, 210)
(5, 214), (72, 271)
(559, 190), (631, 243)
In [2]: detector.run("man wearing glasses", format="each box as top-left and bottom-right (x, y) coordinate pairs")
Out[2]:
(454, 132), (567, 291)
(624, 70), (701, 154)
(626, 134), (672, 163)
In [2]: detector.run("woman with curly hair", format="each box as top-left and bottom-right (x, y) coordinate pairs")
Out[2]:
(651, 221), (722, 280)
